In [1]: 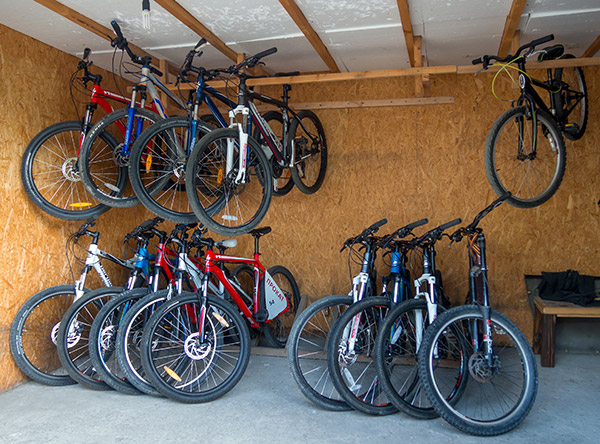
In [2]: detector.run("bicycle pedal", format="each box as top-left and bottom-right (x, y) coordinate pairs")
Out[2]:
(564, 123), (580, 134)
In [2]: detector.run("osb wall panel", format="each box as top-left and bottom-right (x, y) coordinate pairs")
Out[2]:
(2, 21), (599, 391)
(0, 25), (161, 391)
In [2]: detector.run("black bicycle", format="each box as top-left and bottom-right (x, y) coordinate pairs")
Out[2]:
(417, 194), (538, 436)
(474, 34), (588, 208)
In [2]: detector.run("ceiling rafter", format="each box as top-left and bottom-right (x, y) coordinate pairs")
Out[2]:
(278, 0), (340, 73)
(154, 0), (238, 62)
(33, 0), (179, 77)
(498, 0), (527, 57)
(396, 0), (415, 67)
(582, 34), (600, 58)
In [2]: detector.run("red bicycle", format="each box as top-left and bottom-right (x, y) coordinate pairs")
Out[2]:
(139, 226), (300, 403)
(20, 48), (156, 220)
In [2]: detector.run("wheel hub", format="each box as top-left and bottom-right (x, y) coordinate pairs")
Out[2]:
(100, 325), (117, 351)
(468, 351), (500, 382)
(184, 332), (212, 360)
(65, 321), (83, 349)
(61, 157), (81, 182)
(113, 144), (130, 167)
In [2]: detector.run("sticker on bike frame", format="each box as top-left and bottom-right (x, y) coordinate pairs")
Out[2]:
(264, 272), (288, 321)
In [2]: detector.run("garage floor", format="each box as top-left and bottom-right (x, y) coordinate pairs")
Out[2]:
(0, 350), (598, 444)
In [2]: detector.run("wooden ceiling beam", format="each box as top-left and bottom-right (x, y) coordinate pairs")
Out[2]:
(154, 0), (238, 62)
(396, 0), (415, 67)
(498, 0), (527, 57)
(278, 0), (340, 73)
(33, 0), (179, 77)
(582, 34), (600, 58)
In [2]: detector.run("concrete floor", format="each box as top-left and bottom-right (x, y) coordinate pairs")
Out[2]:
(0, 350), (598, 444)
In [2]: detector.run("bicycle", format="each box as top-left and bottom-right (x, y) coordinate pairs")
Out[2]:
(417, 194), (538, 436)
(77, 21), (190, 209)
(473, 34), (588, 208)
(9, 217), (136, 385)
(185, 47), (327, 236)
(55, 218), (164, 390)
(327, 218), (459, 416)
(139, 226), (299, 403)
(20, 48), (153, 220)
(127, 41), (297, 223)
(287, 218), (393, 411)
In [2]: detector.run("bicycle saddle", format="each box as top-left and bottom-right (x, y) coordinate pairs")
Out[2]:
(250, 226), (272, 237)
(215, 239), (238, 249)
(537, 44), (564, 62)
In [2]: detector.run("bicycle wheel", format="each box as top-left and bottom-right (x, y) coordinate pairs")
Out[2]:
(88, 288), (150, 395)
(140, 292), (251, 403)
(115, 289), (171, 396)
(418, 305), (538, 436)
(185, 128), (273, 236)
(485, 106), (566, 208)
(253, 111), (294, 196)
(261, 265), (300, 348)
(21, 121), (113, 220)
(9, 285), (81, 386)
(554, 54), (588, 141)
(375, 299), (461, 419)
(327, 296), (397, 415)
(129, 117), (213, 223)
(287, 294), (352, 411)
(289, 110), (327, 194)
(56, 287), (123, 390)
(78, 108), (161, 208)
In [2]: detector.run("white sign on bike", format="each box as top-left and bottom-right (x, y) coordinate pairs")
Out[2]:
(264, 272), (288, 321)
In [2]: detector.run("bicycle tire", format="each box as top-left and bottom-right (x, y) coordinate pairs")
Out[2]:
(288, 110), (327, 194)
(554, 54), (588, 141)
(418, 305), (538, 436)
(128, 116), (213, 223)
(286, 294), (353, 411)
(375, 299), (460, 419)
(140, 292), (251, 403)
(261, 265), (300, 348)
(115, 289), (172, 396)
(9, 285), (82, 386)
(56, 286), (124, 390)
(485, 106), (566, 208)
(78, 108), (162, 208)
(88, 289), (150, 395)
(327, 296), (398, 415)
(21, 121), (113, 220)
(185, 128), (273, 236)
(253, 111), (294, 196)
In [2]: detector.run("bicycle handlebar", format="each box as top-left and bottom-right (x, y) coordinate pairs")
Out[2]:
(450, 193), (510, 242)
(472, 34), (554, 69)
(125, 217), (164, 241)
(341, 218), (388, 252)
(415, 218), (462, 245)
(75, 217), (97, 237)
(110, 20), (163, 77)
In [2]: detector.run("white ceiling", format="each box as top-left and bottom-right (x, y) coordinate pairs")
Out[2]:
(0, 0), (598, 78)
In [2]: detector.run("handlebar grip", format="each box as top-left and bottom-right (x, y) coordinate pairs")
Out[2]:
(111, 20), (124, 39)
(472, 57), (483, 65)
(194, 38), (208, 52)
(438, 218), (462, 232)
(406, 218), (428, 230)
(83, 48), (91, 61)
(150, 66), (163, 77)
(252, 47), (277, 61)
(367, 218), (388, 233)
(530, 34), (554, 48)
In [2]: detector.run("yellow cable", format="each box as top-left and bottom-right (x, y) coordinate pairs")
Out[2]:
(489, 57), (532, 102)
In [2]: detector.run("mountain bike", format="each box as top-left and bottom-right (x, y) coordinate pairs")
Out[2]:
(328, 218), (459, 416)
(418, 194), (538, 436)
(473, 34), (588, 208)
(185, 48), (327, 236)
(287, 218), (395, 411)
(54, 218), (164, 390)
(139, 226), (299, 403)
(77, 21), (188, 209)
(20, 49), (154, 220)
(8, 217), (136, 385)
(128, 41), (298, 223)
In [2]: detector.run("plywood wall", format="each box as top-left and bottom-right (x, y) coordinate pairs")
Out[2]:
(1, 23), (599, 391)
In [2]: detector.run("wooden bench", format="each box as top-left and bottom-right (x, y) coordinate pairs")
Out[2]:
(532, 295), (600, 367)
